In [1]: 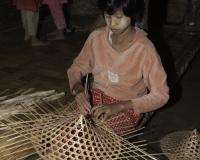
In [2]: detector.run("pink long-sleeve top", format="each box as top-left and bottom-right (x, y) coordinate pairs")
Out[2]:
(67, 27), (169, 115)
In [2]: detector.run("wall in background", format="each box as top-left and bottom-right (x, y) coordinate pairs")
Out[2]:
(0, 0), (21, 32)
(167, 0), (188, 24)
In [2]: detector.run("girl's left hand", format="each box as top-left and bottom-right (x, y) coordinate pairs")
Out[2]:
(90, 103), (124, 122)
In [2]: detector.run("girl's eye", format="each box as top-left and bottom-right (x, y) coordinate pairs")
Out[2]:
(116, 16), (122, 18)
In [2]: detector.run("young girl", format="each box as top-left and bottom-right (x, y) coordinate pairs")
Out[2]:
(67, 0), (169, 136)
(13, 0), (50, 46)
(43, 0), (68, 40)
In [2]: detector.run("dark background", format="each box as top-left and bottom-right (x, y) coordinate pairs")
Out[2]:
(0, 0), (188, 32)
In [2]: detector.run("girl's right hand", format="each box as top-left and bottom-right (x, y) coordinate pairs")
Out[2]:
(73, 82), (91, 114)
(75, 92), (91, 114)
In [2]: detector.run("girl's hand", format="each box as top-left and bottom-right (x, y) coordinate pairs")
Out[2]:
(90, 103), (124, 122)
(75, 92), (91, 114)
(73, 82), (91, 114)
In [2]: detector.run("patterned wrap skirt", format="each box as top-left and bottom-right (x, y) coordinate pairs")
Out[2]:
(90, 88), (143, 137)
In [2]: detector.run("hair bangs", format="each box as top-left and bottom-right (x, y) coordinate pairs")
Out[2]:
(99, 0), (122, 15)
(98, 0), (144, 26)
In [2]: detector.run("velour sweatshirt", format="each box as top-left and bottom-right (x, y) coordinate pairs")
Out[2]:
(67, 27), (169, 115)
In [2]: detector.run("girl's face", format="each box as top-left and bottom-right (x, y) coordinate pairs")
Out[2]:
(104, 9), (131, 35)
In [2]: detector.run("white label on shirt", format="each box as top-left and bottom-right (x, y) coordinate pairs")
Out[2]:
(108, 70), (119, 83)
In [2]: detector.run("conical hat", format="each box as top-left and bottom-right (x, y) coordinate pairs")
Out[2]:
(160, 129), (200, 160)
(0, 90), (158, 160)
(33, 114), (123, 160)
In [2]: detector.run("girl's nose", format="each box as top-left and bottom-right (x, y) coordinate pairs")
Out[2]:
(110, 18), (117, 27)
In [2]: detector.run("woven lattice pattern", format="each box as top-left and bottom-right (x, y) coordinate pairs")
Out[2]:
(35, 114), (124, 160)
(0, 90), (158, 160)
(160, 129), (200, 160)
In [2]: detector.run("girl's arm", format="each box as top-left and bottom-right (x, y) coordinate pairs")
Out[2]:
(67, 35), (93, 94)
(67, 34), (94, 114)
(131, 47), (169, 115)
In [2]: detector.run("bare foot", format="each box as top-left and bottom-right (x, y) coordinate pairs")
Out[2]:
(47, 34), (65, 41)
(47, 30), (58, 36)
(31, 40), (50, 46)
(24, 35), (31, 41)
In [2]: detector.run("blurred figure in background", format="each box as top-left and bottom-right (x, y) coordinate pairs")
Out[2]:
(13, 0), (50, 46)
(63, 0), (75, 35)
(43, 0), (69, 40)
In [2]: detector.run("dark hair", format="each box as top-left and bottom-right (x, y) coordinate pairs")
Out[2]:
(98, 0), (144, 26)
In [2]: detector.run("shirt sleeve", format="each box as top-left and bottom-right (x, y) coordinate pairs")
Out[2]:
(67, 36), (94, 94)
(131, 47), (169, 115)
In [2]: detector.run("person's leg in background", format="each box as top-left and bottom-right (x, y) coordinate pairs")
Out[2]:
(21, 10), (31, 41)
(63, 1), (75, 34)
(47, 4), (66, 40)
(21, 9), (50, 46)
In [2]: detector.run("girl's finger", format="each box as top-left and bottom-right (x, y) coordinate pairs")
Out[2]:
(90, 105), (103, 113)
(101, 113), (109, 122)
(84, 101), (91, 112)
(76, 99), (87, 114)
(94, 108), (105, 119)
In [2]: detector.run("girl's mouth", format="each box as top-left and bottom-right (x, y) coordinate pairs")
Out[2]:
(111, 29), (119, 32)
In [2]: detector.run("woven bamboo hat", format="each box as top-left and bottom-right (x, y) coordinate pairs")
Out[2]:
(0, 90), (158, 160)
(160, 129), (200, 160)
